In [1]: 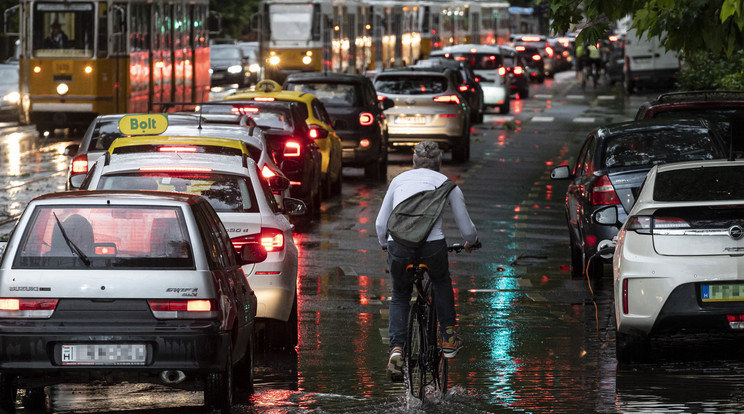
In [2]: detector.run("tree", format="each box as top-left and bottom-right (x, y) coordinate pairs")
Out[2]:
(548, 0), (744, 57)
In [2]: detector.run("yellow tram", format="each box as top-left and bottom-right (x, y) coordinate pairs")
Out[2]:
(10, 0), (211, 134)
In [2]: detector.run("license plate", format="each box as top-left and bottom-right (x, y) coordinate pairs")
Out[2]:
(61, 344), (147, 366)
(395, 116), (425, 124)
(702, 284), (744, 302)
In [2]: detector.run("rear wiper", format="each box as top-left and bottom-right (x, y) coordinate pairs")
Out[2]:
(52, 213), (91, 267)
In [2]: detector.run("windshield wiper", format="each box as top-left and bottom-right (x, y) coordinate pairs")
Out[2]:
(52, 213), (91, 267)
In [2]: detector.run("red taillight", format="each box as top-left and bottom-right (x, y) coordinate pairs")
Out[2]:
(626, 216), (652, 234)
(231, 106), (260, 115)
(498, 67), (506, 76)
(589, 175), (620, 206)
(283, 141), (301, 157)
(458, 85), (468, 92)
(545, 46), (554, 58)
(439, 114), (457, 118)
(433, 95), (461, 105)
(514, 66), (524, 75)
(158, 146), (198, 153)
(474, 76), (481, 83)
(469, 47), (478, 53)
(454, 56), (466, 61)
(515, 46), (526, 52)
(360, 139), (370, 147)
(232, 228), (284, 252)
(359, 112), (374, 126)
(261, 165), (277, 178)
(622, 279), (629, 314)
(562, 50), (570, 57)
(532, 54), (542, 61)
(138, 167), (212, 173)
(521, 36), (541, 42)
(148, 299), (212, 312)
(253, 97), (275, 102)
(0, 298), (58, 311)
(653, 217), (690, 229)
(71, 155), (88, 174)
(377, 95), (386, 101)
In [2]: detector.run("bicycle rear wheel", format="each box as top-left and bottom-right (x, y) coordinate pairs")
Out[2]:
(431, 305), (448, 395)
(404, 302), (426, 399)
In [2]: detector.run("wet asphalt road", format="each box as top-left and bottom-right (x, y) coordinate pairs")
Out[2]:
(4, 73), (744, 413)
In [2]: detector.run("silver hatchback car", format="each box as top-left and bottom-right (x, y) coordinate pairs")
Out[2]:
(374, 68), (471, 162)
(0, 191), (265, 413)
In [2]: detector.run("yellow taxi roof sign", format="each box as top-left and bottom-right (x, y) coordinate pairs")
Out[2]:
(119, 114), (169, 135)
(255, 80), (282, 93)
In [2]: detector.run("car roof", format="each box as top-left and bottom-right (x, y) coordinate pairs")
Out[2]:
(285, 72), (366, 83)
(102, 152), (255, 175)
(595, 118), (713, 137)
(31, 190), (202, 205)
(436, 44), (502, 54)
(108, 135), (250, 153)
(650, 90), (744, 105)
(163, 124), (262, 143)
(654, 158), (744, 174)
(376, 68), (450, 77)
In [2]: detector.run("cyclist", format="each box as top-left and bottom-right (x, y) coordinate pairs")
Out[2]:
(375, 141), (479, 380)
(575, 42), (588, 84)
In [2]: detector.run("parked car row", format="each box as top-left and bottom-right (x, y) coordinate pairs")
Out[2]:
(551, 90), (744, 364)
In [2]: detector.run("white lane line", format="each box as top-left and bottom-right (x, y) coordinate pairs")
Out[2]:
(566, 95), (584, 99)
(573, 117), (596, 123)
(486, 115), (515, 122)
(532, 116), (555, 122)
(598, 95), (616, 100)
(534, 94), (553, 99)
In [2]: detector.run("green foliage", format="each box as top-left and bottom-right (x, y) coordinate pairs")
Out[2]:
(210, 0), (261, 40)
(676, 50), (744, 90)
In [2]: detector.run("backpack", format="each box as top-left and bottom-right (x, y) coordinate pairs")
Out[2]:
(386, 179), (456, 248)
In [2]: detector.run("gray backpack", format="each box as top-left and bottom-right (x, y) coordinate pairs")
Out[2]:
(386, 179), (456, 248)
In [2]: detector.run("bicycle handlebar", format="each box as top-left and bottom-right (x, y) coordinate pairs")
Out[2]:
(448, 240), (482, 252)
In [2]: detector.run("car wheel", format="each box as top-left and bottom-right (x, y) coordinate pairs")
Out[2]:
(615, 330), (650, 364)
(204, 348), (233, 414)
(569, 235), (584, 280)
(267, 297), (298, 351)
(321, 175), (332, 199)
(452, 125), (470, 163)
(0, 373), (16, 413)
(234, 334), (255, 400)
(22, 387), (46, 410)
(331, 168), (343, 196)
(521, 86), (529, 99)
(499, 97), (510, 114)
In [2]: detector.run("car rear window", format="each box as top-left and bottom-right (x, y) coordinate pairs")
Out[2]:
(112, 145), (243, 157)
(97, 173), (259, 213)
(374, 75), (448, 95)
(601, 128), (723, 168)
(654, 166), (744, 201)
(447, 53), (503, 69)
(13, 206), (194, 269)
(285, 82), (360, 106)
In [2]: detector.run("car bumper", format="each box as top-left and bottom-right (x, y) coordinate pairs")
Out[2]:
(386, 115), (465, 144)
(614, 232), (744, 337)
(244, 247), (297, 322)
(338, 129), (383, 167)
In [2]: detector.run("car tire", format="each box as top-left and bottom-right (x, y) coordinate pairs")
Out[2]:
(234, 334), (255, 400)
(267, 297), (298, 351)
(520, 86), (529, 99)
(569, 236), (584, 280)
(21, 387), (46, 410)
(204, 348), (233, 414)
(0, 373), (16, 413)
(321, 175), (332, 199)
(452, 125), (470, 163)
(331, 169), (343, 196)
(499, 96), (510, 114)
(615, 331), (650, 364)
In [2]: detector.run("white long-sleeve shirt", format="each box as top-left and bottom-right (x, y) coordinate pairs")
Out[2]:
(375, 168), (478, 247)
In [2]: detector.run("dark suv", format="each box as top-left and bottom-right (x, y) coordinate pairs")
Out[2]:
(413, 58), (485, 123)
(284, 72), (391, 181)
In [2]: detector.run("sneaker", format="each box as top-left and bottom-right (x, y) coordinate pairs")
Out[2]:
(442, 327), (464, 358)
(386, 346), (404, 382)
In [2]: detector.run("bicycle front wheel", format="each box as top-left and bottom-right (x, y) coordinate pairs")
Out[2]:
(404, 302), (426, 399)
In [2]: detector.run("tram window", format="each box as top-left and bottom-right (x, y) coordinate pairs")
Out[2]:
(32, 2), (95, 57)
(269, 4), (314, 42)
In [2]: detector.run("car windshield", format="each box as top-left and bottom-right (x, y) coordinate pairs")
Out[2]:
(654, 166), (744, 201)
(211, 46), (241, 60)
(97, 173), (258, 213)
(374, 75), (447, 95)
(13, 206), (194, 269)
(601, 128), (722, 168)
(285, 82), (359, 106)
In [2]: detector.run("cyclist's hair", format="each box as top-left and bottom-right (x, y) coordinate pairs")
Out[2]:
(413, 141), (442, 171)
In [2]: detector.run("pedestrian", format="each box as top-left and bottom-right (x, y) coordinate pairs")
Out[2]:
(375, 141), (479, 381)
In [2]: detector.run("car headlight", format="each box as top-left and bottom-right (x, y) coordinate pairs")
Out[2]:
(249, 63), (260, 73)
(208, 68), (214, 75)
(269, 56), (280, 66)
(3, 91), (19, 105)
(227, 65), (242, 74)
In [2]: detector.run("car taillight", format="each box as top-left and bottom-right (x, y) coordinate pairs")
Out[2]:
(515, 46), (526, 52)
(231, 106), (260, 115)
(232, 228), (284, 252)
(653, 217), (690, 229)
(284, 141), (301, 157)
(360, 139), (370, 147)
(545, 46), (554, 58)
(0, 298), (58, 318)
(532, 54), (542, 61)
(626, 216), (651, 234)
(458, 84), (468, 92)
(148, 299), (216, 319)
(433, 95), (461, 104)
(139, 167), (212, 173)
(262, 165), (277, 178)
(377, 95), (386, 101)
(359, 112), (374, 126)
(474, 76), (481, 83)
(71, 154), (88, 174)
(253, 97), (275, 102)
(589, 175), (620, 206)
(514, 66), (524, 75)
(622, 279), (629, 314)
(626, 216), (689, 235)
(158, 146), (198, 153)
(498, 67), (506, 76)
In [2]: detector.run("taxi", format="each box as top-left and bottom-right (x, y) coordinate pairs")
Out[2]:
(225, 80), (343, 197)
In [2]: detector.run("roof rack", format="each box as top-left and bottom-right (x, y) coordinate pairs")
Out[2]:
(655, 90), (744, 103)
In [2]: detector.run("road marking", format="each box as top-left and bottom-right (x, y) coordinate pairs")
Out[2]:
(526, 293), (547, 302)
(573, 117), (596, 123)
(337, 265), (357, 276)
(534, 94), (553, 99)
(486, 115), (515, 122)
(517, 279), (533, 287)
(598, 95), (616, 100)
(532, 116), (555, 122)
(566, 95), (584, 100)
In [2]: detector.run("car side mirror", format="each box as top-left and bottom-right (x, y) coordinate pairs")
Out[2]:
(382, 98), (395, 110)
(268, 175), (290, 191)
(282, 197), (307, 216)
(550, 165), (571, 180)
(240, 243), (267, 265)
(593, 205), (619, 226)
(63, 144), (79, 157)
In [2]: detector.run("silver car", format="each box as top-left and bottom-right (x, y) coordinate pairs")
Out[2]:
(0, 191), (264, 413)
(374, 68), (472, 162)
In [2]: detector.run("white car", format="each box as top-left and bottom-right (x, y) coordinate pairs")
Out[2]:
(598, 159), (744, 363)
(82, 152), (306, 350)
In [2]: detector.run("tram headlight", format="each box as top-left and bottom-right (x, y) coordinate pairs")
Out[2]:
(84, 65), (93, 74)
(302, 56), (312, 65)
(33, 66), (41, 74)
(56, 83), (69, 96)
(227, 65), (242, 74)
(2, 91), (19, 105)
(269, 55), (280, 66)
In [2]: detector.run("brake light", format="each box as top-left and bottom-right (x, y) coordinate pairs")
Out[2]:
(609, 35), (619, 42)
(498, 67), (507, 76)
(458, 85), (468, 92)
(360, 139), (370, 147)
(309, 128), (319, 138)
(232, 228), (284, 252)
(532, 54), (542, 61)
(158, 146), (198, 153)
(253, 97), (275, 102)
(622, 279), (629, 314)
(454, 56), (466, 61)
(626, 216), (651, 234)
(563, 50), (570, 57)
(261, 165), (277, 179)
(489, 55), (496, 61)
(71, 155), (88, 174)
(515, 46), (526, 52)
(148, 299), (215, 319)
(138, 167), (212, 173)
(545, 46), (554, 58)
(474, 76), (481, 83)
(0, 298), (59, 318)
(433, 95), (461, 104)
(284, 141), (301, 157)
(469, 48), (478, 53)
(514, 66), (524, 75)
(589, 175), (620, 206)
(653, 217), (690, 229)
(231, 106), (260, 115)
(521, 36), (542, 42)
(359, 112), (374, 126)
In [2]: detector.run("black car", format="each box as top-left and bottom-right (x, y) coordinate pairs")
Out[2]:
(210, 44), (249, 88)
(499, 45), (530, 99)
(514, 44), (545, 83)
(201, 100), (324, 217)
(550, 119), (729, 280)
(284, 72), (391, 181)
(413, 58), (485, 123)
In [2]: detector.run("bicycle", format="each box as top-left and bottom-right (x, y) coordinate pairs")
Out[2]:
(402, 242), (480, 399)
